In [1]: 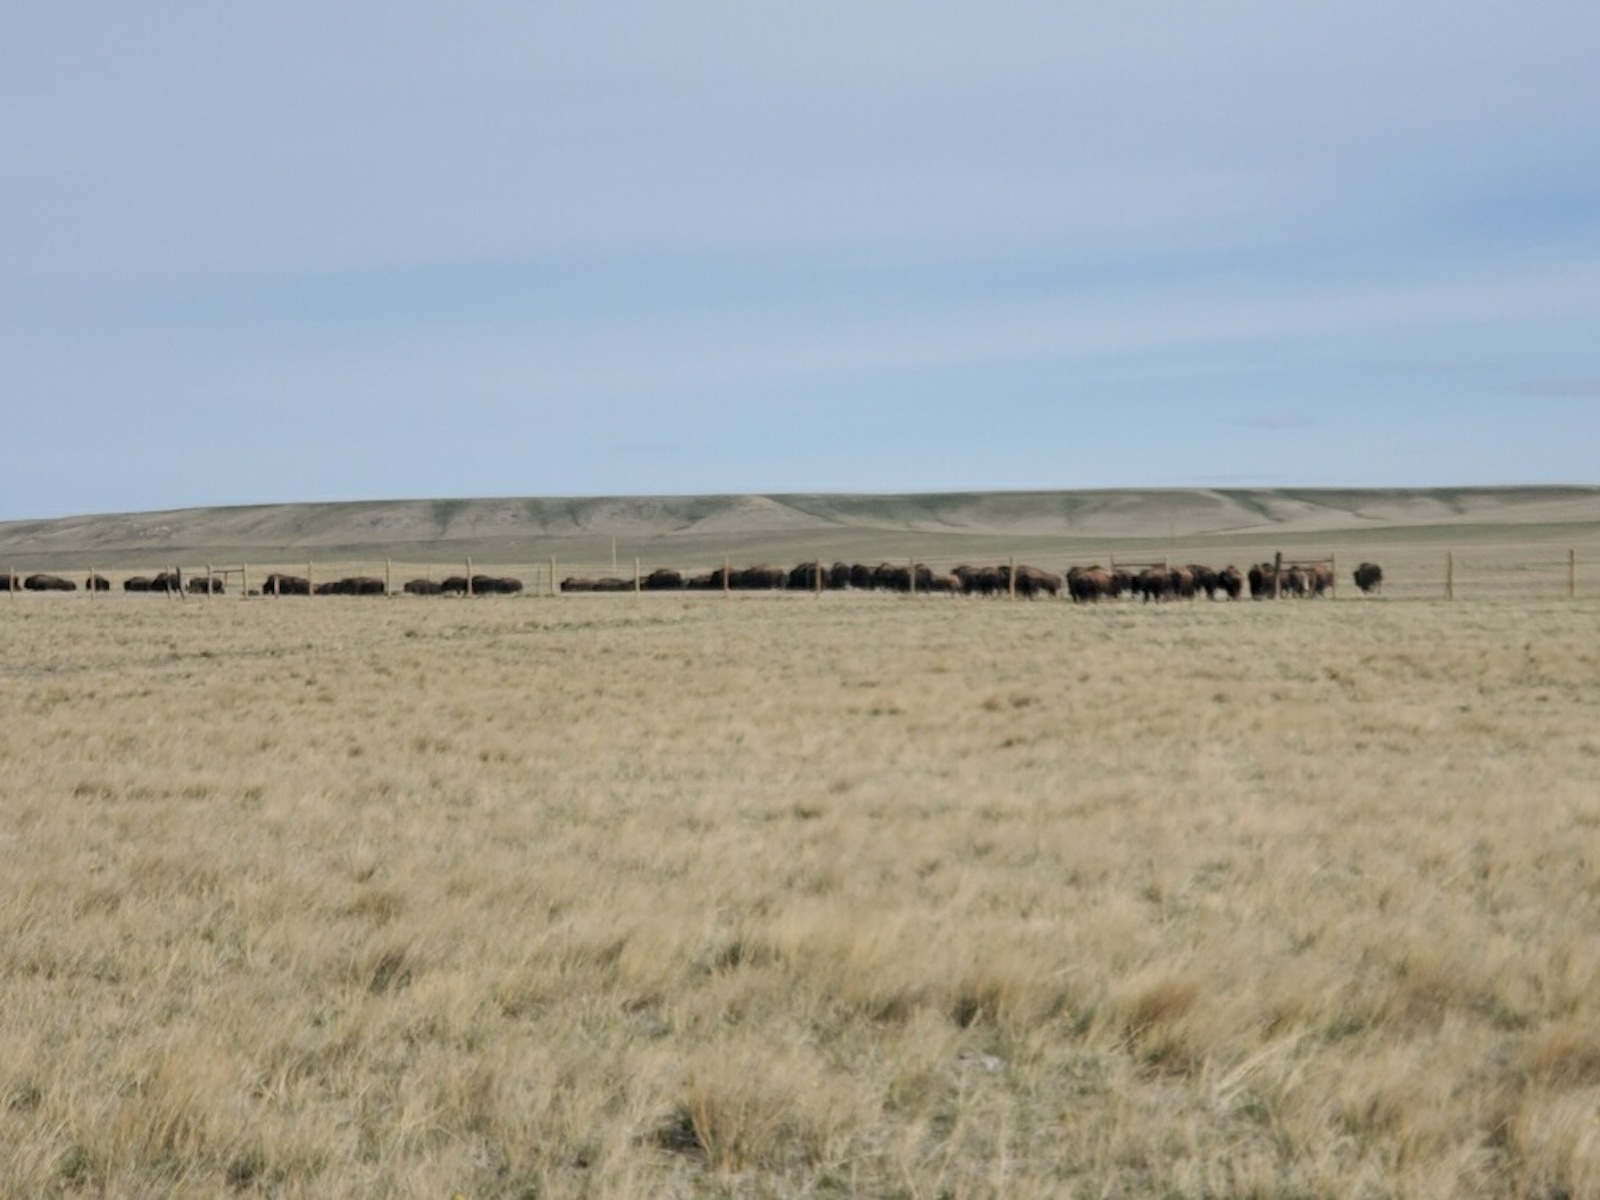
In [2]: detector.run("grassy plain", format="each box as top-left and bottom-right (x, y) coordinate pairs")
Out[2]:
(3, 590), (1600, 1197)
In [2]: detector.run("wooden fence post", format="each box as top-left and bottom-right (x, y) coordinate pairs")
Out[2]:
(1446, 552), (1455, 600)
(549, 557), (557, 597)
(466, 558), (474, 597)
(242, 564), (249, 597)
(815, 559), (823, 596)
(1331, 552), (1339, 599)
(206, 564), (215, 598)
(1570, 549), (1577, 599)
(1009, 555), (1017, 600)
(385, 559), (392, 597)
(306, 563), (313, 596)
(1273, 551), (1282, 599)
(909, 558), (916, 598)
(635, 558), (641, 594)
(724, 558), (730, 597)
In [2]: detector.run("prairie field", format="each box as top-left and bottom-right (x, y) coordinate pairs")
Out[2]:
(3, 589), (1600, 1198)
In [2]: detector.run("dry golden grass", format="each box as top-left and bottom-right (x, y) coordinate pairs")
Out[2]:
(3, 589), (1599, 1197)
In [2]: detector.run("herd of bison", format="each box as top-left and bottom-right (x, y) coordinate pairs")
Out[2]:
(3, 561), (1385, 600)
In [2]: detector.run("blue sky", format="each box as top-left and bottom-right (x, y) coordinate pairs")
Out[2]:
(3, 4), (1598, 519)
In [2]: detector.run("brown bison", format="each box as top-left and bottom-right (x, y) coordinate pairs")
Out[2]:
(86, 574), (111, 592)
(1354, 562), (1384, 594)
(24, 573), (76, 591)
(561, 576), (627, 592)
(711, 564), (784, 590)
(188, 576), (225, 595)
(1247, 563), (1277, 599)
(952, 565), (1002, 596)
(261, 573), (311, 596)
(403, 578), (443, 595)
(1067, 565), (1114, 603)
(787, 562), (827, 590)
(1135, 567), (1172, 602)
(315, 576), (384, 595)
(1010, 564), (1062, 598)
(642, 568), (685, 591)
(471, 574), (523, 595)
(1217, 565), (1244, 600)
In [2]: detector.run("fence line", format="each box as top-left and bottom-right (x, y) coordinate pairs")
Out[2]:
(3, 549), (1594, 602)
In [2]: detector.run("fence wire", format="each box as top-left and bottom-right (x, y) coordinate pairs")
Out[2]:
(3, 544), (1593, 602)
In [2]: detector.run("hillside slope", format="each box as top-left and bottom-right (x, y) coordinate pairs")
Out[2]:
(2, 487), (1597, 567)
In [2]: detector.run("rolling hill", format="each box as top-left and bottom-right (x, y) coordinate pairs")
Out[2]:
(2, 487), (1597, 571)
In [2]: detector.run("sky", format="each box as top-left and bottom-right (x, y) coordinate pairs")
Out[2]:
(3, 3), (1598, 520)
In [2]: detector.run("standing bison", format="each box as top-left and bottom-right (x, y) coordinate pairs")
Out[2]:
(1066, 565), (1113, 603)
(1354, 562), (1384, 594)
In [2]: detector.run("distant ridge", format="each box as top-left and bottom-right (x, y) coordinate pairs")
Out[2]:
(2, 487), (1597, 567)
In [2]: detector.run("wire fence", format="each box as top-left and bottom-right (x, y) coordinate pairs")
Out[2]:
(3, 545), (1593, 603)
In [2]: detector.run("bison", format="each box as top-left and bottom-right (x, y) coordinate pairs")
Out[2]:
(188, 576), (225, 594)
(471, 574), (523, 595)
(315, 576), (384, 595)
(1009, 564), (1062, 598)
(560, 576), (626, 592)
(1217, 565), (1244, 600)
(85, 574), (111, 592)
(1135, 567), (1171, 603)
(261, 573), (311, 596)
(787, 562), (827, 591)
(1247, 563), (1276, 599)
(1354, 562), (1384, 594)
(403, 578), (443, 596)
(714, 565), (784, 590)
(952, 565), (1002, 597)
(1302, 563), (1334, 597)
(24, 573), (76, 591)
(1067, 565), (1114, 603)
(642, 568), (685, 591)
